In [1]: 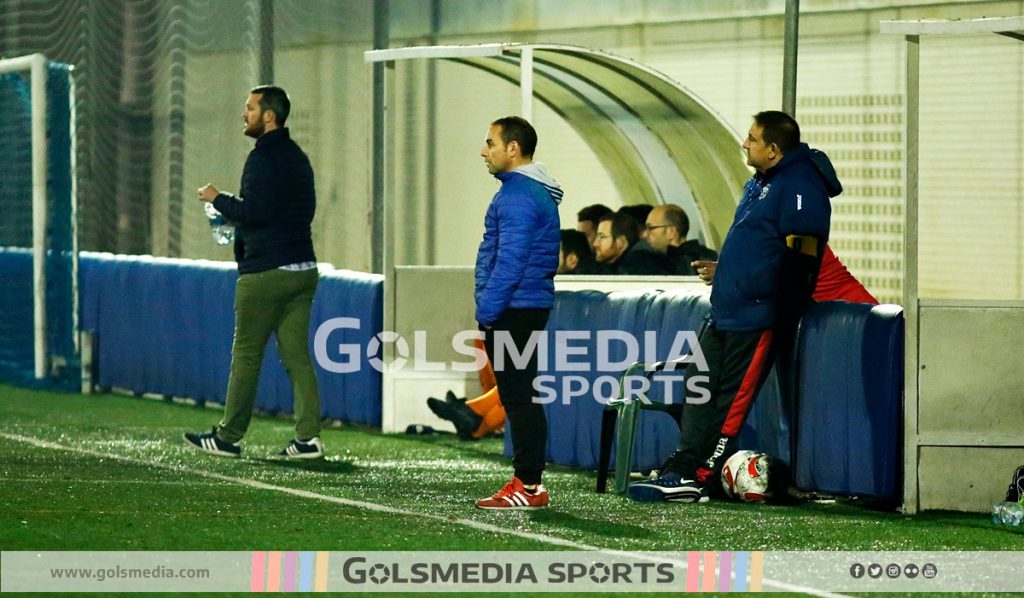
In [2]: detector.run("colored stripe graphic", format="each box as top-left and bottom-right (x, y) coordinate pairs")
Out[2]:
(749, 551), (764, 592)
(266, 551), (282, 592)
(733, 551), (749, 592)
(718, 551), (732, 592)
(314, 551), (329, 592)
(250, 551), (266, 592)
(299, 552), (314, 592)
(686, 551), (700, 592)
(701, 551), (717, 592)
(283, 551), (297, 592)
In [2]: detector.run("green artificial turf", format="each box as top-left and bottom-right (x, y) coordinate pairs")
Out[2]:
(0, 383), (1019, 555)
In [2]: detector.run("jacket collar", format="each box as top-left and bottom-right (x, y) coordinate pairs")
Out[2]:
(759, 142), (810, 182)
(255, 127), (289, 148)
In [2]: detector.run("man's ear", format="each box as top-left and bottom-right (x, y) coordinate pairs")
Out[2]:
(566, 253), (579, 272)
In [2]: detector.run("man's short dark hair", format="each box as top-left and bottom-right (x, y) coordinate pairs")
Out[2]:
(661, 204), (690, 238)
(491, 116), (537, 157)
(753, 110), (800, 154)
(560, 229), (590, 260)
(251, 85), (291, 126)
(598, 212), (639, 247)
(577, 203), (613, 224)
(618, 204), (653, 229)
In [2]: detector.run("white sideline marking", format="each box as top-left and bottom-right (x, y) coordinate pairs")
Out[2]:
(0, 477), (224, 486)
(0, 432), (850, 598)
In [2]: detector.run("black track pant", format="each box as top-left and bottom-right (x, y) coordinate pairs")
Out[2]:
(662, 324), (778, 485)
(482, 308), (550, 485)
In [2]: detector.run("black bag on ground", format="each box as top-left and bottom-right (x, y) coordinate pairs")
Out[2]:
(1005, 465), (1024, 503)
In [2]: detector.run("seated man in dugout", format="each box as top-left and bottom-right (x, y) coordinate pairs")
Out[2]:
(557, 228), (597, 275)
(642, 204), (718, 275)
(575, 203), (613, 250)
(592, 211), (671, 275)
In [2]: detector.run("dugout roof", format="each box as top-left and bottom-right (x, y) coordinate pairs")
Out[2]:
(365, 43), (751, 249)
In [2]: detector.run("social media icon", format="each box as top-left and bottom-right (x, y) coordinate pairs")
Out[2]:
(850, 564), (865, 579)
(886, 564), (901, 578)
(922, 563), (937, 579)
(904, 564), (919, 578)
(868, 564), (883, 578)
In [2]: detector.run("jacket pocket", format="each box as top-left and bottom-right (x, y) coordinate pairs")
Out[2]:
(735, 273), (772, 303)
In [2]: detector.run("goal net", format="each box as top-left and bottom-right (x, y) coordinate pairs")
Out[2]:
(0, 54), (78, 390)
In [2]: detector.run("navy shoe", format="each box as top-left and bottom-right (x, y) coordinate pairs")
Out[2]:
(427, 397), (482, 440)
(184, 427), (241, 458)
(444, 390), (466, 404)
(279, 437), (325, 459)
(627, 471), (707, 503)
(427, 397), (456, 420)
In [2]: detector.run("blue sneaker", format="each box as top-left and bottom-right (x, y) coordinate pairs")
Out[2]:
(184, 427), (241, 458)
(627, 472), (707, 503)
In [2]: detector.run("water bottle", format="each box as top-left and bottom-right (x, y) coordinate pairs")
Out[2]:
(204, 202), (235, 245)
(991, 500), (1023, 527)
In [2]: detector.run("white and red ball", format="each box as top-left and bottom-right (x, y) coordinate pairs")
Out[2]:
(721, 450), (772, 502)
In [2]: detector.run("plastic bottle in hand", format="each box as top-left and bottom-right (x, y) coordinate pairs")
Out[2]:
(204, 202), (235, 245)
(991, 500), (1023, 527)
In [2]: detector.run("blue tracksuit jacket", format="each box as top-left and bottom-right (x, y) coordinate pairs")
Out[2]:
(474, 163), (562, 326)
(710, 144), (838, 331)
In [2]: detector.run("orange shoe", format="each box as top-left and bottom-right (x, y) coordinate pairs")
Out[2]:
(476, 477), (549, 510)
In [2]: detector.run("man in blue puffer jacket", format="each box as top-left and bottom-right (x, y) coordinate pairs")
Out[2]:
(473, 116), (562, 510)
(629, 110), (835, 503)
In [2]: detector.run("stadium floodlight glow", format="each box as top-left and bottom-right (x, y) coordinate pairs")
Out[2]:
(0, 53), (48, 379)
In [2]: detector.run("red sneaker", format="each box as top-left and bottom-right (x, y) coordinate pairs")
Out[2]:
(476, 477), (549, 510)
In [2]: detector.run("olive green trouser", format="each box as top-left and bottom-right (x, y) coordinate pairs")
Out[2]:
(217, 268), (321, 443)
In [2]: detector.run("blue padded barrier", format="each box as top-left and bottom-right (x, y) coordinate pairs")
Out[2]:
(78, 253), (384, 426)
(523, 288), (788, 472)
(0, 249), (34, 386)
(794, 302), (904, 501)
(518, 288), (900, 502)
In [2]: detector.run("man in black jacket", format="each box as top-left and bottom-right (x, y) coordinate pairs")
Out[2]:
(185, 85), (324, 460)
(643, 204), (718, 275)
(592, 212), (671, 275)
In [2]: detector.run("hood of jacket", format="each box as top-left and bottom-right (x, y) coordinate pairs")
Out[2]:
(764, 143), (843, 198)
(809, 147), (843, 198)
(500, 161), (564, 205)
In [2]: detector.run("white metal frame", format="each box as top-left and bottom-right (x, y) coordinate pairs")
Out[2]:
(881, 16), (1024, 513)
(0, 53), (49, 379)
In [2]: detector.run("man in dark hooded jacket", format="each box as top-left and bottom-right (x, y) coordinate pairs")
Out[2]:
(629, 110), (837, 503)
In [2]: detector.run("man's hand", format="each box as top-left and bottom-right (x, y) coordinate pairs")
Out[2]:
(197, 184), (220, 203)
(691, 260), (717, 285)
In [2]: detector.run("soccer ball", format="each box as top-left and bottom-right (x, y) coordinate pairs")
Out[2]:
(720, 450), (772, 502)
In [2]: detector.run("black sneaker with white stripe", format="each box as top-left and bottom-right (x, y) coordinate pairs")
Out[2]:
(279, 437), (324, 459)
(183, 427), (241, 458)
(627, 471), (708, 503)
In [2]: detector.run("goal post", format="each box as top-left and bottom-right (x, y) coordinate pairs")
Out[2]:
(0, 53), (78, 388)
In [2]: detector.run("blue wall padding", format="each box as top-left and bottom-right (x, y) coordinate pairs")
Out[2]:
(509, 289), (902, 501)
(515, 289), (788, 472)
(77, 253), (384, 426)
(794, 302), (904, 500)
(0, 249), (34, 385)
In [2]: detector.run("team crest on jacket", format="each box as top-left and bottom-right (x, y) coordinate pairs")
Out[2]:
(758, 184), (771, 200)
